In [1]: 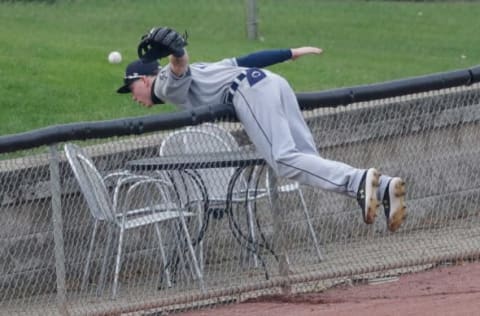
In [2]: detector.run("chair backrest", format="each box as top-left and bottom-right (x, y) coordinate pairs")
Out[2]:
(159, 128), (236, 201)
(187, 123), (240, 150)
(189, 123), (265, 190)
(64, 143), (115, 222)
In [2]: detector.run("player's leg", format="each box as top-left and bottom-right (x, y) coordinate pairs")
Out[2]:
(272, 75), (382, 223)
(234, 85), (379, 223)
(275, 76), (406, 230)
(275, 76), (318, 155)
(233, 73), (378, 222)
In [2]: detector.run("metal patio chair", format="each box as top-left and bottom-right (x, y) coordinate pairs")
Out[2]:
(158, 127), (269, 269)
(64, 143), (204, 298)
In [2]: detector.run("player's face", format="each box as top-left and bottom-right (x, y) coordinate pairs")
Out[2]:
(130, 77), (154, 107)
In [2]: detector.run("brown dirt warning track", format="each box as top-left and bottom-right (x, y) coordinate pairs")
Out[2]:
(177, 261), (480, 316)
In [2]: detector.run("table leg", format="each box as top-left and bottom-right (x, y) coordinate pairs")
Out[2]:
(225, 167), (262, 260)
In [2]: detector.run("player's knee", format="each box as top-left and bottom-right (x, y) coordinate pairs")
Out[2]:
(275, 157), (302, 179)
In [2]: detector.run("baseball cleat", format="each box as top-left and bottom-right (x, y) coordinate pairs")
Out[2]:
(383, 177), (407, 232)
(356, 168), (381, 224)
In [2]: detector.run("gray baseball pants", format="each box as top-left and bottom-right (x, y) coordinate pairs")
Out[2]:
(230, 69), (391, 199)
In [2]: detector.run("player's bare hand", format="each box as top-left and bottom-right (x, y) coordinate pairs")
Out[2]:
(291, 47), (323, 60)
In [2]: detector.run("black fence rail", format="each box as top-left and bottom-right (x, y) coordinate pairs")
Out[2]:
(1, 65), (479, 153)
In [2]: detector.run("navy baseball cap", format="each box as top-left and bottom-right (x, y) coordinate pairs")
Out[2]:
(117, 59), (160, 93)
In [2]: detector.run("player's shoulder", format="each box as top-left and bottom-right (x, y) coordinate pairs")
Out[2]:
(191, 62), (210, 69)
(192, 58), (236, 69)
(217, 57), (237, 66)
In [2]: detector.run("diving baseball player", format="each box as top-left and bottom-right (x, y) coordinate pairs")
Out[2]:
(117, 27), (407, 232)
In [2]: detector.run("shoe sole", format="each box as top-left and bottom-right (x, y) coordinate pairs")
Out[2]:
(388, 179), (407, 232)
(364, 168), (381, 224)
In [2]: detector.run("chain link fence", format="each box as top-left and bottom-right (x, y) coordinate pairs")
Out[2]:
(1, 71), (480, 314)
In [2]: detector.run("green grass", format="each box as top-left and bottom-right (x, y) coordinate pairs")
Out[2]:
(0, 0), (479, 135)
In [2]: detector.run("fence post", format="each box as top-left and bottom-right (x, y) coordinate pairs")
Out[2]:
(49, 145), (69, 316)
(245, 0), (258, 40)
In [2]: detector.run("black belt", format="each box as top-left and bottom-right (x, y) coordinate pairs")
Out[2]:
(226, 72), (247, 103)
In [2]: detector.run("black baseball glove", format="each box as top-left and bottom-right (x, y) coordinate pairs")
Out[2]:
(137, 27), (188, 62)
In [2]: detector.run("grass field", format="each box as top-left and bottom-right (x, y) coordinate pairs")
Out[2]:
(0, 0), (479, 135)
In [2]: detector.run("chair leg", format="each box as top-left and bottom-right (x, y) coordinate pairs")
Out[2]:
(81, 220), (99, 291)
(169, 220), (190, 285)
(179, 217), (201, 282)
(178, 213), (205, 291)
(246, 201), (259, 267)
(153, 223), (172, 288)
(297, 190), (324, 261)
(176, 239), (190, 282)
(196, 203), (204, 272)
(96, 223), (114, 296)
(112, 226), (125, 299)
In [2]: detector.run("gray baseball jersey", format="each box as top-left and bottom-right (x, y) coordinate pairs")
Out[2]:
(153, 58), (242, 109)
(153, 58), (392, 199)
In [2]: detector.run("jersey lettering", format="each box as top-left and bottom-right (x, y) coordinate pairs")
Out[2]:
(246, 68), (266, 87)
(158, 69), (168, 81)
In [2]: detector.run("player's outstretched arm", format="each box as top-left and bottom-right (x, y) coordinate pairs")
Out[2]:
(236, 47), (322, 68)
(291, 47), (323, 60)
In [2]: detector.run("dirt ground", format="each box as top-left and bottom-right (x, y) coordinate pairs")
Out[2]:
(177, 261), (480, 316)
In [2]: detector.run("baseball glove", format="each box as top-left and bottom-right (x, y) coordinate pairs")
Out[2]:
(137, 27), (188, 62)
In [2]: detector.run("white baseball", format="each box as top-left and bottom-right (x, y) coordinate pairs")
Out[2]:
(108, 51), (122, 64)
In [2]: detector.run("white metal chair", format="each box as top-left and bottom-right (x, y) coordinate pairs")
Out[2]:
(159, 127), (267, 268)
(189, 123), (324, 262)
(64, 143), (204, 298)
